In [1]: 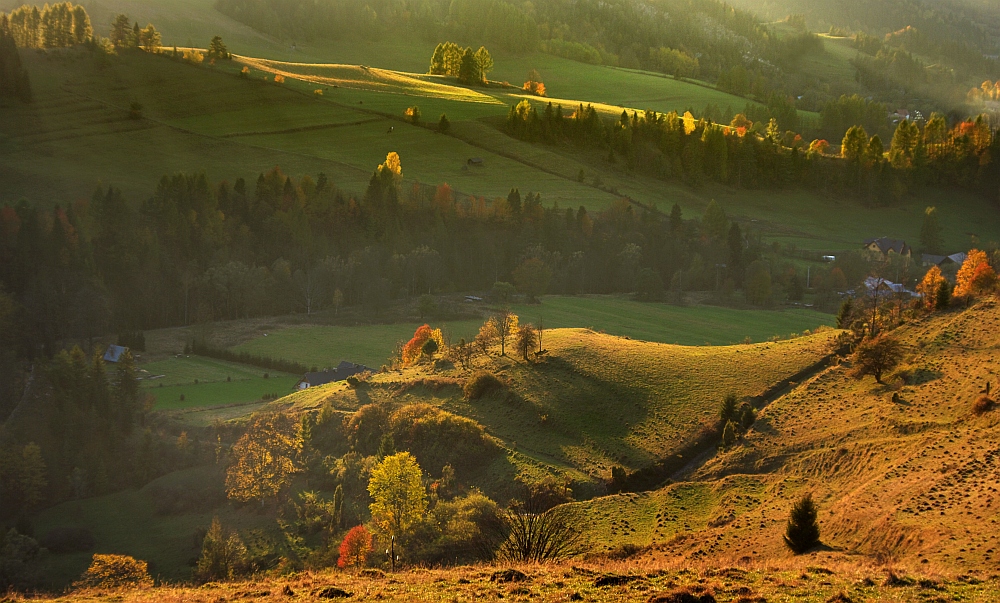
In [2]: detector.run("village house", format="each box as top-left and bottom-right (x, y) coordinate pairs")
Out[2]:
(864, 237), (912, 258)
(296, 361), (375, 390)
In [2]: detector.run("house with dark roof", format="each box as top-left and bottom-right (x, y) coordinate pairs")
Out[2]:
(296, 361), (375, 390)
(864, 237), (912, 258)
(103, 344), (128, 363)
(921, 252), (967, 267)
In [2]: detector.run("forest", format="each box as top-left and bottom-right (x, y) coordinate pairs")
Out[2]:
(504, 99), (1000, 203)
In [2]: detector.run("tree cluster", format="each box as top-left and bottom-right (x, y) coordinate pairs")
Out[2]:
(429, 42), (492, 84)
(504, 99), (1000, 206)
(1, 2), (91, 49)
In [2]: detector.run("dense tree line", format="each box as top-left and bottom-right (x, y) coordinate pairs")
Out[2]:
(0, 348), (148, 521)
(2, 151), (811, 352)
(504, 99), (1000, 206)
(0, 26), (31, 101)
(0, 2), (91, 49)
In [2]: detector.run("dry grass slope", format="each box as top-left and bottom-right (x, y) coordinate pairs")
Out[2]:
(575, 299), (1000, 574)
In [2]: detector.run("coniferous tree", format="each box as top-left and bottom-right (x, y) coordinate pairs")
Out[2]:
(207, 35), (229, 59)
(458, 47), (477, 84)
(720, 392), (738, 423)
(920, 206), (943, 254)
(109, 14), (130, 48)
(784, 493), (821, 553)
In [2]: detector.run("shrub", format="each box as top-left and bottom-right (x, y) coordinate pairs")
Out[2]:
(464, 371), (503, 400)
(274, 74), (285, 84)
(40, 527), (95, 553)
(389, 404), (499, 477)
(75, 554), (152, 590)
(973, 395), (995, 416)
(720, 420), (737, 448)
(337, 525), (372, 569)
(784, 493), (821, 553)
(404, 105), (421, 124)
(437, 113), (450, 133)
(182, 48), (204, 64)
(346, 402), (392, 455)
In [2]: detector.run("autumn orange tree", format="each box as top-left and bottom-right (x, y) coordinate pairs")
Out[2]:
(225, 413), (302, 504)
(916, 265), (946, 310)
(337, 525), (372, 569)
(401, 324), (445, 365)
(955, 250), (997, 298)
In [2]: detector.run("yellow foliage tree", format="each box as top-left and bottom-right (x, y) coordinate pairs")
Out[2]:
(492, 311), (518, 356)
(954, 250), (994, 298)
(380, 151), (402, 184)
(225, 413), (301, 504)
(916, 265), (946, 310)
(368, 452), (426, 539)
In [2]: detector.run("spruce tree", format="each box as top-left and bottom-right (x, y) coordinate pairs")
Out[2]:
(784, 493), (821, 553)
(836, 298), (853, 328)
(720, 392), (738, 423)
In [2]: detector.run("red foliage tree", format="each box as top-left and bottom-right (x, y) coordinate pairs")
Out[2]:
(337, 525), (372, 569)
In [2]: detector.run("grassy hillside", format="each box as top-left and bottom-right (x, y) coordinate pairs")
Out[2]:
(8, 45), (998, 251)
(573, 299), (1000, 570)
(227, 296), (836, 369)
(278, 327), (840, 485)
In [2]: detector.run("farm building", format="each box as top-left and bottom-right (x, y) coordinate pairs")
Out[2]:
(103, 344), (128, 363)
(921, 252), (967, 267)
(863, 276), (919, 299)
(864, 237), (912, 258)
(296, 361), (375, 390)
(467, 157), (484, 166)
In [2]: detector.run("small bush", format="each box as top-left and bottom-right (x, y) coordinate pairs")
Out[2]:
(464, 371), (503, 400)
(973, 395), (995, 415)
(40, 527), (95, 553)
(75, 554), (152, 590)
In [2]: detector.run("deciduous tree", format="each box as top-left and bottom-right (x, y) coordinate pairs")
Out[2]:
(850, 333), (903, 384)
(225, 413), (301, 504)
(337, 525), (372, 569)
(368, 452), (426, 542)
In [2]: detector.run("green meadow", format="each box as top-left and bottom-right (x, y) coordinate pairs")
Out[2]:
(231, 295), (836, 370)
(141, 356), (297, 410)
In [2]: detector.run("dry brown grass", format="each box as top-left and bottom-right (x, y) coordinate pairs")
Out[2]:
(11, 557), (1000, 602)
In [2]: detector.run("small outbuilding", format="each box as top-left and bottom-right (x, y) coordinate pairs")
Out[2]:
(103, 345), (128, 363)
(467, 157), (484, 166)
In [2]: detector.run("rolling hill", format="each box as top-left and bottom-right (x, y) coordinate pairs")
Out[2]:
(276, 326), (842, 491)
(573, 299), (1000, 572)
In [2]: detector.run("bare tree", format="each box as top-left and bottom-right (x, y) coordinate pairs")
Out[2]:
(481, 489), (585, 562)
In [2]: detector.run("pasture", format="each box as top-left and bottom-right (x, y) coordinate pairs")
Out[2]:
(141, 356), (297, 410)
(230, 295), (836, 370)
(4, 19), (999, 248)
